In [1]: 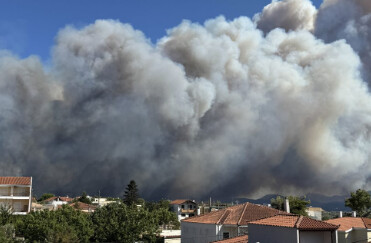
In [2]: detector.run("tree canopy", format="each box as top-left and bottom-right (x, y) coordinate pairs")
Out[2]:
(271, 196), (310, 216)
(91, 202), (158, 242)
(345, 189), (371, 217)
(38, 193), (55, 202)
(123, 180), (139, 206)
(78, 191), (92, 204)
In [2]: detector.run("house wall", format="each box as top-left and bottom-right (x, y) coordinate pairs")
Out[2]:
(173, 202), (198, 221)
(307, 210), (322, 220)
(299, 231), (333, 243)
(248, 224), (298, 243)
(336, 231), (347, 243)
(367, 231), (371, 242)
(181, 221), (218, 243)
(349, 229), (368, 243)
(219, 225), (239, 239)
(0, 199), (29, 212)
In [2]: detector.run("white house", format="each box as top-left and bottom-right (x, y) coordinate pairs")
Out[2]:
(181, 202), (289, 243)
(306, 207), (324, 220)
(248, 214), (339, 243)
(326, 217), (371, 243)
(170, 199), (198, 221)
(0, 176), (32, 215)
(43, 196), (73, 210)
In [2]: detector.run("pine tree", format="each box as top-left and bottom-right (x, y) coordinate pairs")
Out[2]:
(123, 180), (139, 206)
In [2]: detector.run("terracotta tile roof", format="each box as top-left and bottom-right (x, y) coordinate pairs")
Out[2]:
(0, 177), (31, 185)
(249, 215), (339, 231)
(325, 217), (371, 231)
(69, 202), (97, 211)
(182, 202), (288, 225)
(213, 235), (248, 243)
(170, 199), (195, 205)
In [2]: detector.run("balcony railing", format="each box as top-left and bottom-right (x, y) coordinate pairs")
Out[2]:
(181, 209), (196, 213)
(0, 192), (29, 197)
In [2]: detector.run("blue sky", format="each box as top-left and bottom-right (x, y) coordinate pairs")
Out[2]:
(0, 0), (323, 61)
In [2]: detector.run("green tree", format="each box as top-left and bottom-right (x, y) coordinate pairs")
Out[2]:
(91, 202), (158, 242)
(123, 180), (139, 206)
(345, 189), (371, 217)
(0, 224), (15, 243)
(16, 205), (93, 242)
(78, 191), (92, 204)
(0, 205), (13, 226)
(38, 193), (55, 202)
(271, 196), (310, 216)
(145, 200), (180, 229)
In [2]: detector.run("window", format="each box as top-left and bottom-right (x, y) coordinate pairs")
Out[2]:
(189, 213), (195, 217)
(189, 205), (192, 209)
(223, 232), (229, 239)
(181, 214), (186, 217)
(181, 205), (185, 209)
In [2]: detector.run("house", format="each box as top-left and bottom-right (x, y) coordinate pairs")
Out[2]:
(0, 176), (32, 215)
(306, 207), (324, 220)
(67, 202), (97, 213)
(248, 214), (339, 243)
(160, 229), (181, 243)
(181, 202), (289, 243)
(91, 197), (117, 207)
(43, 196), (73, 210)
(213, 235), (248, 243)
(326, 217), (371, 243)
(170, 199), (198, 221)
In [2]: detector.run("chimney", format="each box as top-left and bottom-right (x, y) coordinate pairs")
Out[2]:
(339, 211), (343, 218)
(352, 211), (357, 217)
(284, 197), (290, 213)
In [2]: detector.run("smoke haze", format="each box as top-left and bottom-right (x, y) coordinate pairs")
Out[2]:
(1, 0), (371, 199)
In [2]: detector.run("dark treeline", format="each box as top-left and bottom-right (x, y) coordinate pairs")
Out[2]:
(0, 200), (179, 242)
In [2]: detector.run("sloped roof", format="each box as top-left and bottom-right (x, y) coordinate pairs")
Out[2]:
(182, 202), (288, 225)
(0, 177), (31, 185)
(170, 199), (196, 205)
(326, 217), (371, 232)
(69, 202), (97, 211)
(249, 215), (339, 231)
(213, 235), (248, 243)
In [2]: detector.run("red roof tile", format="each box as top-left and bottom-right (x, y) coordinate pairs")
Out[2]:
(69, 202), (97, 211)
(325, 217), (371, 232)
(170, 199), (195, 205)
(213, 235), (248, 243)
(0, 177), (31, 185)
(249, 215), (339, 231)
(183, 203), (288, 225)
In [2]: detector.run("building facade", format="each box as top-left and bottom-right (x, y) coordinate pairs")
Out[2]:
(0, 177), (32, 215)
(170, 199), (198, 221)
(181, 202), (288, 243)
(248, 214), (339, 243)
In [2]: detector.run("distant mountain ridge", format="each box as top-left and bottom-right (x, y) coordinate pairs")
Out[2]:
(238, 193), (355, 211)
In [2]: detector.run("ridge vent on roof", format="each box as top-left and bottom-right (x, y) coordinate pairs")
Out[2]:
(295, 216), (304, 228)
(218, 210), (231, 225)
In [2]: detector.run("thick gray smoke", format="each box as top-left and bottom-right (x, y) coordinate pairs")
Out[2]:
(1, 0), (371, 199)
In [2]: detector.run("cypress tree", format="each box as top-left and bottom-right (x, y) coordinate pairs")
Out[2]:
(123, 180), (139, 206)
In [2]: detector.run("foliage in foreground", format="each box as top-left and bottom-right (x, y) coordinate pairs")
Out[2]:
(345, 189), (371, 217)
(0, 199), (179, 242)
(16, 205), (93, 242)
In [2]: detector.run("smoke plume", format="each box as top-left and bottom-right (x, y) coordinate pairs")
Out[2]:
(1, 0), (371, 200)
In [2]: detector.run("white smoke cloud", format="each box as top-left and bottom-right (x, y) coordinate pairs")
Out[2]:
(1, 1), (371, 199)
(254, 0), (317, 33)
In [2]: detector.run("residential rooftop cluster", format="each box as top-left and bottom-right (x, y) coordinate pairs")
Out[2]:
(1, 176), (371, 243)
